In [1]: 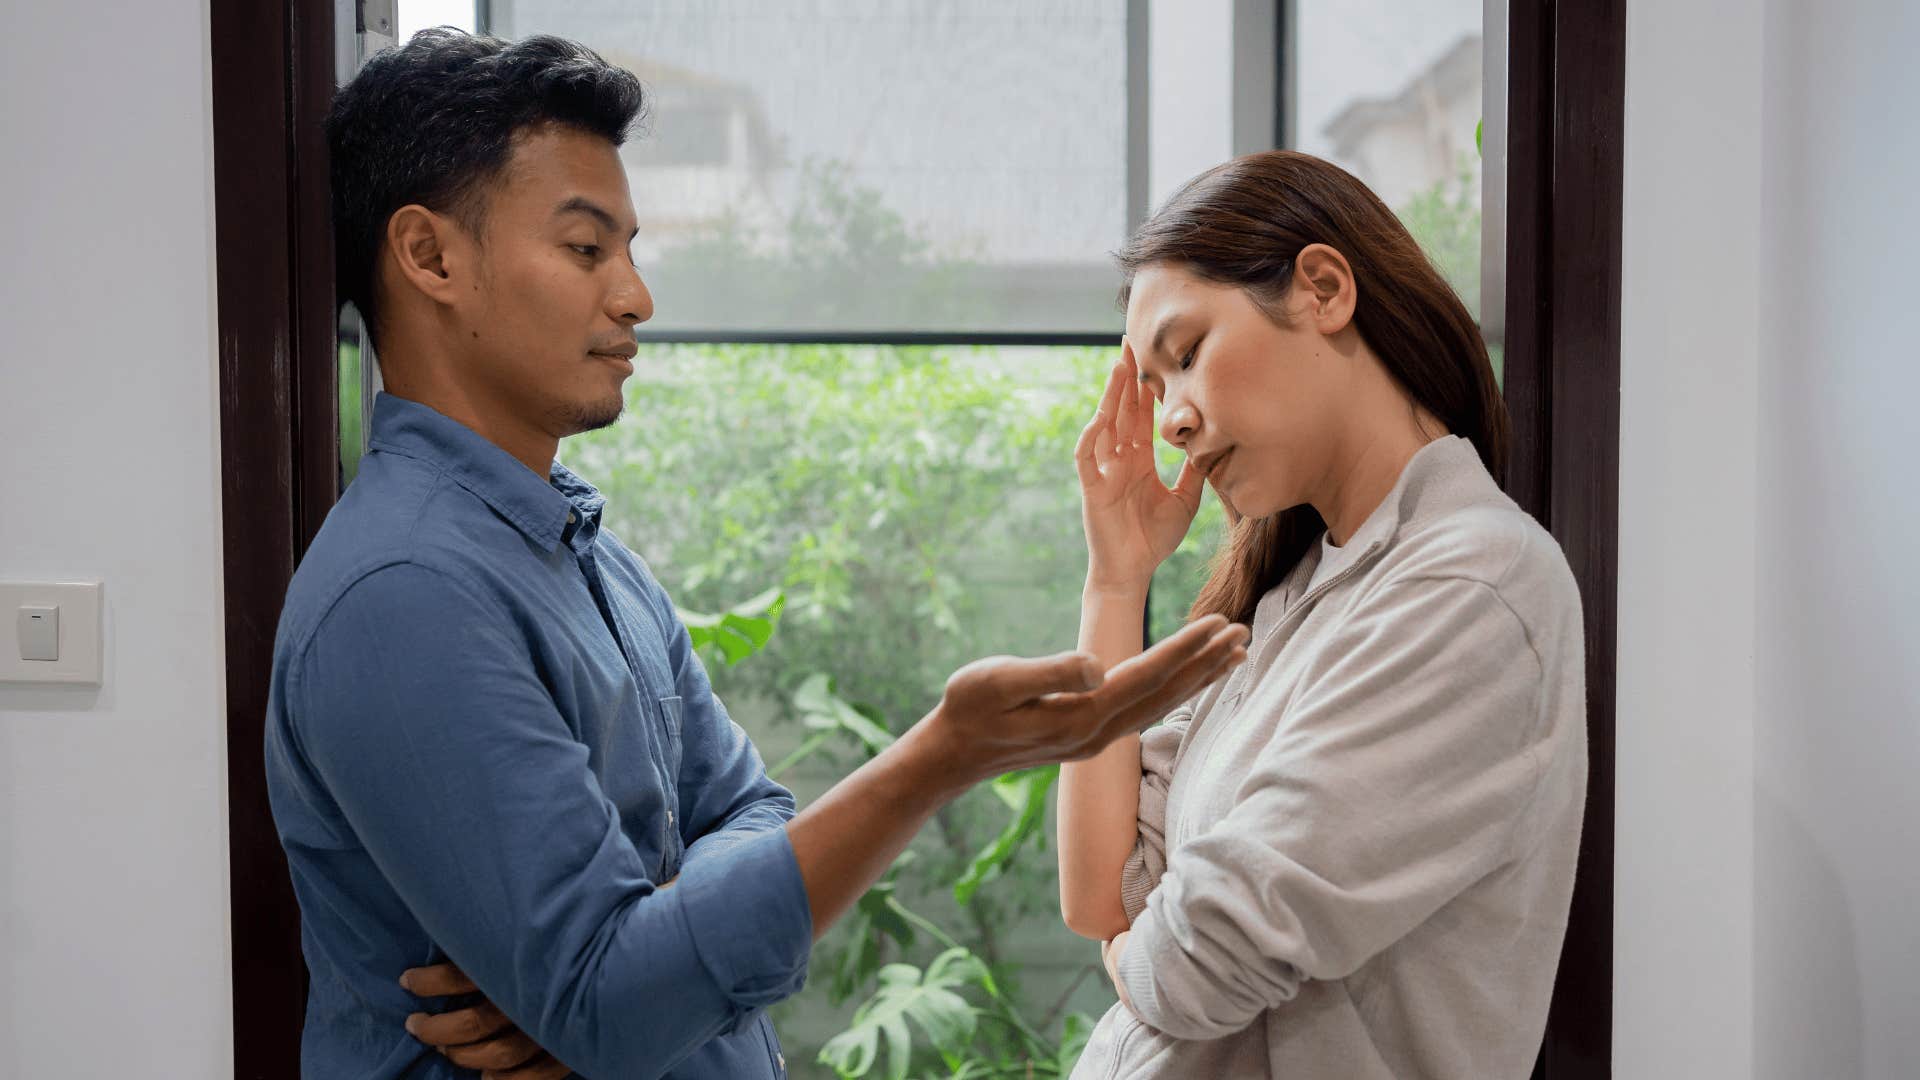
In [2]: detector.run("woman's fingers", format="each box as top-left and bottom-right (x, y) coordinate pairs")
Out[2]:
(1123, 349), (1154, 450)
(1073, 416), (1104, 489)
(1172, 457), (1205, 510)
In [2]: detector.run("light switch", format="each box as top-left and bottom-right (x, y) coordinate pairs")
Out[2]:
(0, 581), (102, 685)
(18, 605), (59, 661)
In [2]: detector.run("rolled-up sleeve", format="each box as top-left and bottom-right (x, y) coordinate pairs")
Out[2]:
(1116, 576), (1548, 1041)
(291, 562), (811, 1079)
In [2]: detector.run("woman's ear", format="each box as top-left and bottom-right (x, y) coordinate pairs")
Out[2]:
(383, 204), (471, 308)
(1292, 243), (1357, 334)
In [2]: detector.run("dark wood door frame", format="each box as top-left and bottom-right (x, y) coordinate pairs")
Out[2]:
(211, 0), (339, 1074)
(1506, 1), (1623, 1077)
(211, 2), (1623, 1074)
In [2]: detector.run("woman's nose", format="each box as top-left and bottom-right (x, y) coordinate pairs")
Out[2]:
(1159, 400), (1198, 448)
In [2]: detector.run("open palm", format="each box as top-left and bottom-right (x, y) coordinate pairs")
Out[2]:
(1075, 341), (1204, 592)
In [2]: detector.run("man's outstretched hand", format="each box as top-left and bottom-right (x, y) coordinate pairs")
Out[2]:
(401, 961), (571, 1080)
(789, 614), (1249, 935)
(929, 613), (1248, 775)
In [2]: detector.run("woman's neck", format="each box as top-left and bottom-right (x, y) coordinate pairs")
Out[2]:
(1314, 388), (1449, 546)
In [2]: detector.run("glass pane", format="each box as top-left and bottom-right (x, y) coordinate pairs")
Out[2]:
(1292, 1), (1486, 330)
(399, 0), (477, 39)
(493, 0), (1132, 337)
(565, 342), (1123, 1073)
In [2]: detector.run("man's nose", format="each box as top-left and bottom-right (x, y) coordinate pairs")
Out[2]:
(611, 263), (653, 325)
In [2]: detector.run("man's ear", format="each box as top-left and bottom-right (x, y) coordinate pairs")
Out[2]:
(384, 204), (473, 308)
(1292, 243), (1357, 334)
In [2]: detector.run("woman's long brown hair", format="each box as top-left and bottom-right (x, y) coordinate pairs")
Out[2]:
(1117, 150), (1509, 626)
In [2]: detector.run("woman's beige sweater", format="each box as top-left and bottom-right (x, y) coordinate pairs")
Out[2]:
(1072, 436), (1588, 1080)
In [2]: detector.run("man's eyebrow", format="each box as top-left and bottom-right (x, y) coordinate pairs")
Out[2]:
(553, 196), (639, 241)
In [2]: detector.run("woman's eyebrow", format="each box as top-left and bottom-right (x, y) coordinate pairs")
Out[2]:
(1147, 314), (1184, 362)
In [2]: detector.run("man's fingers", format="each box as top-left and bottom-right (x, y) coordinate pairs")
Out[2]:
(407, 1000), (511, 1047)
(485, 1051), (575, 1080)
(401, 961), (477, 997)
(951, 651), (1105, 709)
(1080, 618), (1248, 737)
(1109, 627), (1248, 734)
(442, 1029), (542, 1072)
(1096, 615), (1232, 700)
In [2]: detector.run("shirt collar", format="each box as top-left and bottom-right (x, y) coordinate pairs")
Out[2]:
(367, 393), (605, 553)
(1264, 434), (1500, 618)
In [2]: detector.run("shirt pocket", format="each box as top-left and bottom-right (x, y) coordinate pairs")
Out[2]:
(656, 694), (687, 877)
(656, 693), (685, 773)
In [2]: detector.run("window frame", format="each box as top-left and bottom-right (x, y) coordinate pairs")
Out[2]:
(213, 1), (1619, 1075)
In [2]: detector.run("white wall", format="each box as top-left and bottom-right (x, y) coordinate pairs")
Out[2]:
(0, 0), (233, 1075)
(1615, 0), (1763, 1073)
(1619, 0), (1920, 1074)
(1753, 0), (1920, 1076)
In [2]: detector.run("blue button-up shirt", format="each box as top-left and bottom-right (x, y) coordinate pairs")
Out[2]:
(265, 393), (812, 1079)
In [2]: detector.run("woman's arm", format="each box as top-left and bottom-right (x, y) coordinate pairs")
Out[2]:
(1058, 345), (1213, 941)
(1058, 581), (1149, 939)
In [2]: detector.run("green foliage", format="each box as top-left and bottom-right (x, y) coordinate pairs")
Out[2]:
(338, 340), (365, 487)
(818, 948), (989, 1080)
(645, 158), (981, 332)
(678, 587), (785, 667)
(568, 342), (1149, 1076)
(953, 767), (1057, 906)
(1395, 153), (1483, 320)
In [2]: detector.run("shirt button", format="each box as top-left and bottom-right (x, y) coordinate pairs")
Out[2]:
(567, 512), (576, 523)
(666, 810), (675, 827)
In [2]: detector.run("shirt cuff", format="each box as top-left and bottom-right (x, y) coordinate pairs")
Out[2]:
(675, 826), (813, 1009)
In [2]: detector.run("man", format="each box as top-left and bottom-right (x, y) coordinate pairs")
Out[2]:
(265, 29), (1246, 1079)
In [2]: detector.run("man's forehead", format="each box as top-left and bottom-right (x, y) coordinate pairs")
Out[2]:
(496, 126), (636, 224)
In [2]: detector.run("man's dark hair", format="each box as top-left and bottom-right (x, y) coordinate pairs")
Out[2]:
(326, 29), (646, 343)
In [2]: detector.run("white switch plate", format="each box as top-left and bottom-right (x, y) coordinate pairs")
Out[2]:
(0, 581), (103, 685)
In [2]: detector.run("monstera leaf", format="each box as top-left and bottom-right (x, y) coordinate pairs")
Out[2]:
(818, 947), (993, 1080)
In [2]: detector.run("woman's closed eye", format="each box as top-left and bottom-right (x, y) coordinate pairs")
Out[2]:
(1178, 342), (1199, 371)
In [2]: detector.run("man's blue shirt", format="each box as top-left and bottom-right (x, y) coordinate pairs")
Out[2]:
(265, 393), (811, 1079)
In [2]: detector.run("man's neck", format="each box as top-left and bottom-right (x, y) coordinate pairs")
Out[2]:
(381, 373), (558, 479)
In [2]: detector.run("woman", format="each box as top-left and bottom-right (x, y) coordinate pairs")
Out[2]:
(1058, 150), (1587, 1079)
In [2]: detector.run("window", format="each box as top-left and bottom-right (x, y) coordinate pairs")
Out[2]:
(347, 4), (1503, 1075)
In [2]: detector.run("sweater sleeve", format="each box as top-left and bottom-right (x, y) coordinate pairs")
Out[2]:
(1116, 576), (1552, 1041)
(1119, 706), (1193, 922)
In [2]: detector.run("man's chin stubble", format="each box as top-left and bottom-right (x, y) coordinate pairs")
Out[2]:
(557, 397), (625, 437)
